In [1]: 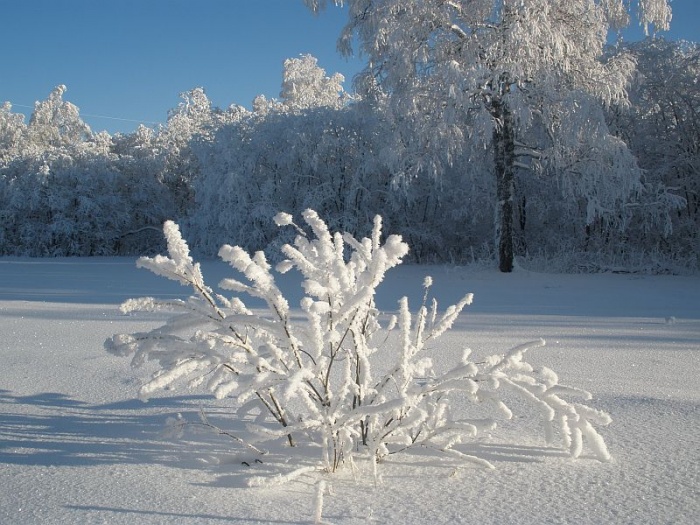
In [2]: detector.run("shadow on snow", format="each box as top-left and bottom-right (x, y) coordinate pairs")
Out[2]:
(0, 389), (243, 469)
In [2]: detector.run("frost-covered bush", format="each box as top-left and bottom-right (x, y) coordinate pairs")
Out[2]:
(106, 210), (611, 476)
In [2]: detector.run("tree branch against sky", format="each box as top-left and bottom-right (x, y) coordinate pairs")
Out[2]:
(307, 0), (672, 272)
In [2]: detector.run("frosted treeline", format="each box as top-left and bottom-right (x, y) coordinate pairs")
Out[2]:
(0, 44), (697, 271)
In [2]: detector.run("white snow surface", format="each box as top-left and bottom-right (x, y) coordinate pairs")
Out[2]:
(1, 257), (698, 524)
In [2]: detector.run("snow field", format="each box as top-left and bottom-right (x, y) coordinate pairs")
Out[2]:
(0, 258), (698, 524)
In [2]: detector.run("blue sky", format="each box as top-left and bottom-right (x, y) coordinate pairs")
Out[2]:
(2, 0), (698, 135)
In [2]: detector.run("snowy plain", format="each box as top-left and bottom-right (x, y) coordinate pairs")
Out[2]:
(0, 257), (698, 524)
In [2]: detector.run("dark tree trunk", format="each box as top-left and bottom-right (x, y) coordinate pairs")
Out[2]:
(491, 97), (516, 273)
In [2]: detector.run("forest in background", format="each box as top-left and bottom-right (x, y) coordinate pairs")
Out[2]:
(0, 39), (698, 273)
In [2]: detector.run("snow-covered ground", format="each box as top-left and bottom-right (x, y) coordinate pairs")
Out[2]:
(1, 257), (698, 524)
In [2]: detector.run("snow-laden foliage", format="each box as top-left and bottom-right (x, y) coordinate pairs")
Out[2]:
(607, 38), (699, 269)
(185, 95), (486, 261)
(0, 102), (27, 163)
(1, 38), (694, 270)
(106, 211), (612, 475)
(27, 85), (92, 150)
(309, 0), (673, 272)
(280, 54), (350, 111)
(0, 85), (235, 256)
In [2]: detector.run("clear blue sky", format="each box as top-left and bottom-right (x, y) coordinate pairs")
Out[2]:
(2, 0), (698, 135)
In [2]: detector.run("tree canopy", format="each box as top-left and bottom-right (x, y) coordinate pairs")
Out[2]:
(306, 0), (673, 271)
(0, 4), (696, 272)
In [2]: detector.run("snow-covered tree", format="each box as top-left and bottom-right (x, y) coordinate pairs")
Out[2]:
(155, 87), (215, 213)
(0, 86), (182, 256)
(607, 38), (698, 268)
(189, 103), (375, 254)
(26, 84), (92, 150)
(280, 54), (349, 111)
(164, 87), (219, 145)
(156, 87), (251, 216)
(0, 102), (28, 162)
(307, 0), (672, 272)
(186, 56), (376, 254)
(185, 50), (491, 262)
(107, 210), (612, 479)
(0, 141), (179, 256)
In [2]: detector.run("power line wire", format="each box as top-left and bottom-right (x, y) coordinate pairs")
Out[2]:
(7, 103), (161, 126)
